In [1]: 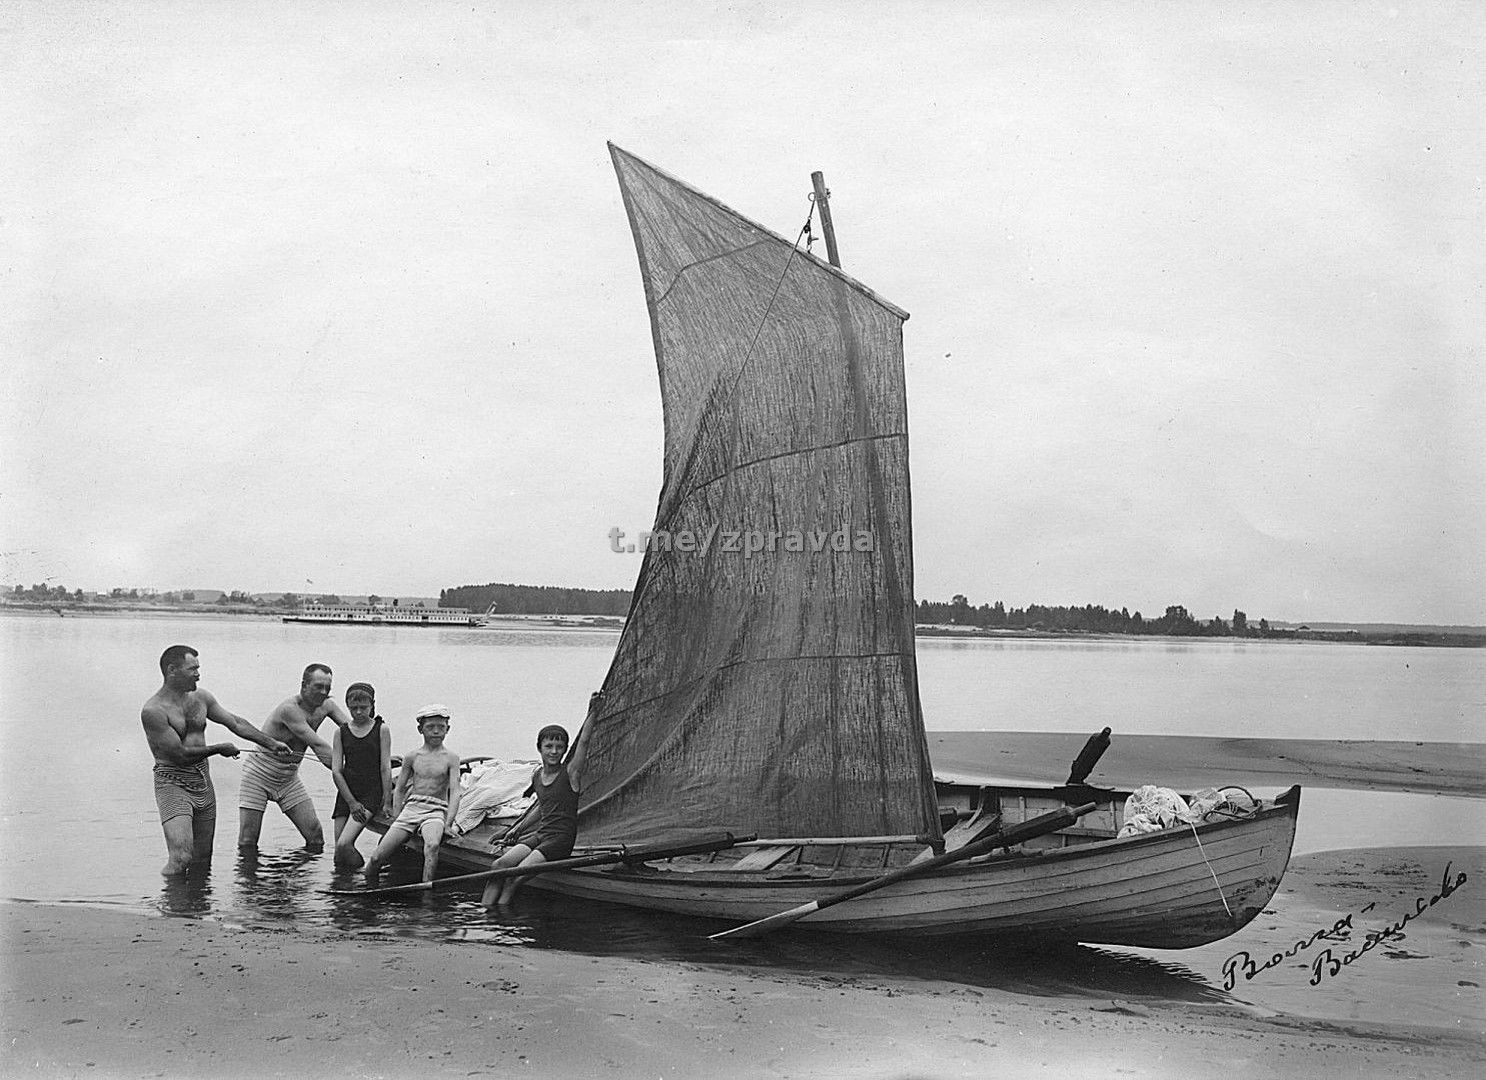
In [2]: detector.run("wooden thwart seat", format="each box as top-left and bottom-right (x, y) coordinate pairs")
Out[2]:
(726, 846), (796, 872)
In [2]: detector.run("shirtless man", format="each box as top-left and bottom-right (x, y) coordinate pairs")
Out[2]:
(141, 645), (293, 875)
(364, 704), (462, 884)
(236, 662), (352, 852)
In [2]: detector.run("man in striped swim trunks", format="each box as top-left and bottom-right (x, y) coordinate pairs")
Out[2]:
(141, 645), (294, 875)
(236, 662), (351, 853)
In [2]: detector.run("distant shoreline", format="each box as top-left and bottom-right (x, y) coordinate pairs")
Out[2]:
(912, 623), (1486, 648)
(3, 602), (1481, 646)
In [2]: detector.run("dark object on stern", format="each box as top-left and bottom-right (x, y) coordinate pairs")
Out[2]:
(1066, 727), (1112, 785)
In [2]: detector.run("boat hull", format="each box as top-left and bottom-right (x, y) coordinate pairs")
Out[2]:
(403, 785), (1299, 949)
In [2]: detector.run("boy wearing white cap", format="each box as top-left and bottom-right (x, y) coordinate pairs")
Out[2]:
(363, 704), (462, 884)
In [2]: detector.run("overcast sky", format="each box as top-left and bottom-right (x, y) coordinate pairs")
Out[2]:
(3, 1), (1482, 625)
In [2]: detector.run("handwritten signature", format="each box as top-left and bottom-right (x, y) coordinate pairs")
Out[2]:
(1220, 861), (1468, 991)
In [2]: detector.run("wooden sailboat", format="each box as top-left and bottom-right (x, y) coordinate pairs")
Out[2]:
(372, 144), (1300, 947)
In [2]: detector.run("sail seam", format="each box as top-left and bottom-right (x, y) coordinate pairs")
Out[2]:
(670, 430), (907, 510)
(653, 239), (777, 308)
(598, 650), (915, 719)
(653, 217), (812, 530)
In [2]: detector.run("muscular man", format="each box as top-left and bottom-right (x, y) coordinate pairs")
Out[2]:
(236, 662), (351, 852)
(141, 645), (293, 876)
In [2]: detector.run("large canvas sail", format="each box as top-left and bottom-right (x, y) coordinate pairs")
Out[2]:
(575, 145), (940, 844)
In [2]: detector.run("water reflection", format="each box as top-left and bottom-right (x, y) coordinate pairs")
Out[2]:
(311, 859), (1221, 1008)
(136, 844), (1232, 1011)
(156, 865), (214, 917)
(232, 847), (326, 922)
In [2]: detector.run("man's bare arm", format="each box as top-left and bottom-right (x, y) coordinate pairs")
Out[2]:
(330, 726), (358, 809)
(201, 691), (291, 757)
(270, 701), (335, 768)
(141, 703), (235, 766)
(321, 698), (353, 729)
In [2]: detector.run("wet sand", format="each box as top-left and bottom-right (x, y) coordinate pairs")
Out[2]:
(1134, 846), (1486, 1032)
(4, 847), (1484, 1079)
(928, 730), (1486, 797)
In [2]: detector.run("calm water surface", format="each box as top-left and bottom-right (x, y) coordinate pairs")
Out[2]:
(2, 611), (1481, 1005)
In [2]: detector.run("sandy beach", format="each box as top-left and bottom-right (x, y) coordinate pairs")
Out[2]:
(4, 846), (1483, 1080)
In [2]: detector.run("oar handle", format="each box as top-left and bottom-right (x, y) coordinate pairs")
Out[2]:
(816, 802), (1096, 912)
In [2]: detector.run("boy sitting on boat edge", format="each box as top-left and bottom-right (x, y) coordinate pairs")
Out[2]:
(364, 704), (462, 885)
(481, 724), (581, 907)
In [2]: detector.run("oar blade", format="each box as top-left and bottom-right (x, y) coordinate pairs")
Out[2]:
(326, 877), (435, 897)
(708, 901), (821, 940)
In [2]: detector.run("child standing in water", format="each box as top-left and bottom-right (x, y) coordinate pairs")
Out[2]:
(482, 724), (580, 907)
(364, 705), (462, 884)
(330, 682), (393, 869)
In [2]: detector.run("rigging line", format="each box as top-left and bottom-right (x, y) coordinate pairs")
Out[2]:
(654, 202), (817, 525)
(726, 206), (816, 396)
(236, 747), (331, 769)
(652, 239), (778, 309)
(1189, 821), (1233, 918)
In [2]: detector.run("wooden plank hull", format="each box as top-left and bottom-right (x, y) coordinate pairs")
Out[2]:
(408, 785), (1300, 949)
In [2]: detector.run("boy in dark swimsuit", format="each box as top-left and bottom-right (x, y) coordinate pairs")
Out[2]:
(331, 682), (393, 869)
(481, 724), (579, 907)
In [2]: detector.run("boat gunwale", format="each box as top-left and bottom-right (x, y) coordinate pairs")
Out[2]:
(549, 787), (1298, 887)
(418, 785), (1299, 893)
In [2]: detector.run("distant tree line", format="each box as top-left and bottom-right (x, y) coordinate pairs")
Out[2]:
(441, 582), (631, 616)
(3, 585), (348, 608)
(916, 597), (1273, 638)
(9, 583), (86, 602)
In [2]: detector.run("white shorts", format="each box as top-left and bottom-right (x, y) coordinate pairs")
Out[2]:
(238, 752), (311, 813)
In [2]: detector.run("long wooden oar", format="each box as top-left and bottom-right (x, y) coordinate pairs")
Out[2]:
(327, 832), (753, 897)
(709, 803), (1097, 941)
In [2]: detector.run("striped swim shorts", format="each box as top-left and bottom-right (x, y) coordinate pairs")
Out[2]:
(154, 761), (216, 824)
(237, 751), (312, 813)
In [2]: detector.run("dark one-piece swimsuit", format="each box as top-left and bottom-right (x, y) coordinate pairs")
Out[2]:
(333, 716), (384, 818)
(525, 764), (579, 861)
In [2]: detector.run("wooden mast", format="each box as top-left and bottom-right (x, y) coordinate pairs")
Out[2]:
(810, 170), (841, 268)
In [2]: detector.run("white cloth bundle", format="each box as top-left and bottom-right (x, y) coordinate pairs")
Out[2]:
(453, 759), (537, 834)
(1117, 785), (1191, 838)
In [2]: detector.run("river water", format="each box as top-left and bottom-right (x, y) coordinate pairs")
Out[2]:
(2, 611), (1481, 1016)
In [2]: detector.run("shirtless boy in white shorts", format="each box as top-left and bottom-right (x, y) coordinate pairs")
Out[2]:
(364, 705), (462, 884)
